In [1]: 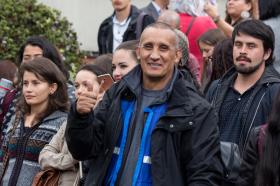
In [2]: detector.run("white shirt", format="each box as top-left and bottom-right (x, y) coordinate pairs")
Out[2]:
(112, 15), (131, 51)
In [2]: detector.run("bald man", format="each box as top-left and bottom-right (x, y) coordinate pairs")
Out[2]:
(66, 22), (223, 186)
(157, 9), (180, 29)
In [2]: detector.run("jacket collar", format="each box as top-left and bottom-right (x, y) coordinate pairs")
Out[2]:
(120, 65), (195, 116)
(110, 5), (139, 24)
(42, 110), (67, 123)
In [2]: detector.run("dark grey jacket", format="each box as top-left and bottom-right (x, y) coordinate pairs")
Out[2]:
(66, 66), (223, 186)
(206, 65), (280, 153)
(141, 2), (159, 20)
(97, 5), (154, 54)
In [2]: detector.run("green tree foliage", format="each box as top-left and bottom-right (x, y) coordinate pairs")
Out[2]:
(0, 0), (82, 74)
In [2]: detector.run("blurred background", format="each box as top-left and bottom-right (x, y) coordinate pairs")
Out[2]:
(38, 0), (227, 52)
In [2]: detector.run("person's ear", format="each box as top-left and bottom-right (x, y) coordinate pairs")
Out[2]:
(49, 83), (58, 95)
(136, 46), (141, 61)
(174, 48), (182, 64)
(263, 48), (272, 62)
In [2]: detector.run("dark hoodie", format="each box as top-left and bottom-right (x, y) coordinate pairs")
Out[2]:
(206, 65), (280, 153)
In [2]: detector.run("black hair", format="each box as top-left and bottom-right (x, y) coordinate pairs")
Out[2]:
(258, 0), (280, 20)
(232, 19), (275, 65)
(18, 36), (70, 80)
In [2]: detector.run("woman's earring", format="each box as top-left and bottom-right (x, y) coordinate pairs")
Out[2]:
(241, 11), (250, 19)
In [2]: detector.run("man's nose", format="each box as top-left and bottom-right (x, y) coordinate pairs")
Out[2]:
(150, 48), (160, 59)
(239, 45), (248, 54)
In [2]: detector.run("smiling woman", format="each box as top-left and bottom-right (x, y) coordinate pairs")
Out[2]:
(0, 57), (69, 185)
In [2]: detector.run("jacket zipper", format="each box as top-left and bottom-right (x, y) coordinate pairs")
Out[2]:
(98, 114), (122, 184)
(8, 122), (41, 186)
(241, 90), (267, 153)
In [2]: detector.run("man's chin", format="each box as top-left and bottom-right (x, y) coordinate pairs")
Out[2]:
(235, 65), (259, 75)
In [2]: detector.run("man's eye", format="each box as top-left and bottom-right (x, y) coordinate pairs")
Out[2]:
(234, 42), (242, 47)
(248, 44), (255, 49)
(159, 46), (169, 51)
(23, 56), (30, 61)
(143, 45), (153, 50)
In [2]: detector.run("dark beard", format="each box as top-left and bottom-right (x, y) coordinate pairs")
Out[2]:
(234, 61), (264, 74)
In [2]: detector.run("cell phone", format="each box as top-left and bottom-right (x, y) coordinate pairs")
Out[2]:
(97, 74), (114, 92)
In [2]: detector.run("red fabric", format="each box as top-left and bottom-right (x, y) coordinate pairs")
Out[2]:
(179, 13), (217, 79)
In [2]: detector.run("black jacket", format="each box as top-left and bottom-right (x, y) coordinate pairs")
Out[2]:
(66, 66), (223, 186)
(97, 5), (154, 54)
(236, 126), (261, 186)
(206, 65), (280, 153)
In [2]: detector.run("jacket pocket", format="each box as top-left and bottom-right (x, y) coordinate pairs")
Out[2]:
(156, 117), (195, 133)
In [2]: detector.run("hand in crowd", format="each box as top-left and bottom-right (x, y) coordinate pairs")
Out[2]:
(204, 0), (219, 19)
(76, 81), (98, 115)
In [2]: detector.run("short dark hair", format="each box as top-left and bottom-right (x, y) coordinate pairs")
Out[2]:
(258, 0), (280, 20)
(232, 19), (275, 65)
(18, 36), (70, 80)
(140, 22), (179, 48)
(18, 57), (69, 121)
(0, 60), (18, 82)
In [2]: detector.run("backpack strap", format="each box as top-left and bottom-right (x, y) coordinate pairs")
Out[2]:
(185, 17), (196, 36)
(257, 124), (267, 158)
(136, 11), (148, 39)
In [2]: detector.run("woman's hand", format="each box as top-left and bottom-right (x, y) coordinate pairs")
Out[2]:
(204, 0), (219, 19)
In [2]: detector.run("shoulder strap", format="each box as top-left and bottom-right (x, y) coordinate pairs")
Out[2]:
(258, 124), (267, 158)
(136, 11), (148, 39)
(185, 17), (196, 36)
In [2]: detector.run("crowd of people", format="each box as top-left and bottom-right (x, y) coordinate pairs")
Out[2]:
(0, 0), (280, 185)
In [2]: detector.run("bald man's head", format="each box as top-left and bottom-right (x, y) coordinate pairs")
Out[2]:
(157, 10), (180, 29)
